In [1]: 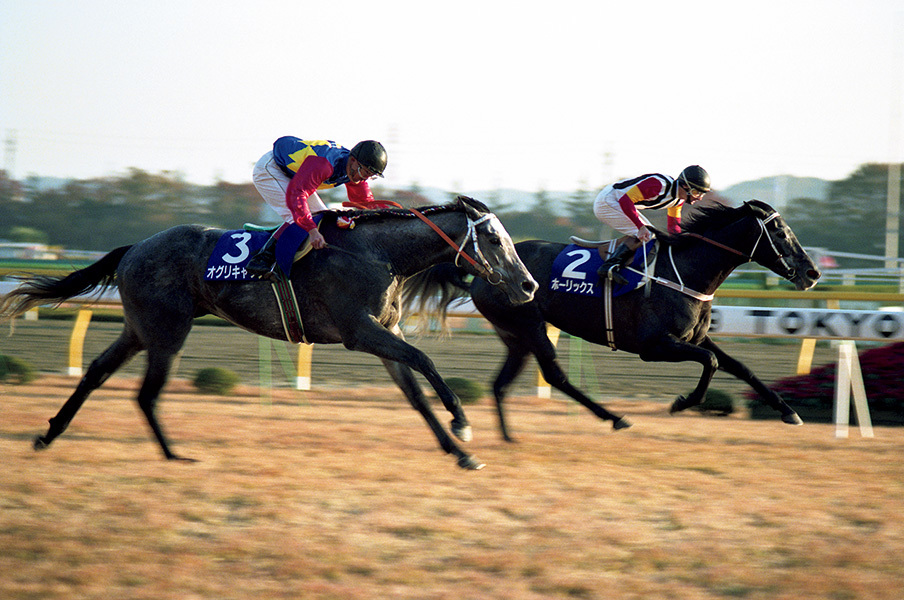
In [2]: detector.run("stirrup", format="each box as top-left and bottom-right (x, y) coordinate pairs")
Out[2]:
(607, 267), (628, 286)
(253, 266), (280, 283)
(246, 257), (278, 281)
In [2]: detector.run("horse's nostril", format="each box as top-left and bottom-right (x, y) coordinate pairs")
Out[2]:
(808, 269), (821, 280)
(522, 280), (536, 293)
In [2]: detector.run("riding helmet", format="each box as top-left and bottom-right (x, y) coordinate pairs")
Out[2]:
(678, 165), (711, 193)
(350, 140), (388, 177)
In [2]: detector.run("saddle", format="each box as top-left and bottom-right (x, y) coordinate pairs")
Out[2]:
(569, 234), (655, 264)
(204, 221), (324, 345)
(560, 235), (660, 350)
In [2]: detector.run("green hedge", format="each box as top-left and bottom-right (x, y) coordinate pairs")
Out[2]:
(0, 355), (36, 384)
(446, 377), (485, 405)
(193, 367), (240, 395)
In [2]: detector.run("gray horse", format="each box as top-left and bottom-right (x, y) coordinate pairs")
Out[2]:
(0, 196), (538, 469)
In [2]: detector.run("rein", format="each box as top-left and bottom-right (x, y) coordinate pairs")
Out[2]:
(624, 212), (790, 303)
(684, 232), (749, 258)
(408, 207), (503, 284)
(685, 212), (783, 261)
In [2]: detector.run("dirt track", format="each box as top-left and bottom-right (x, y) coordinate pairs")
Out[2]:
(2, 375), (903, 600)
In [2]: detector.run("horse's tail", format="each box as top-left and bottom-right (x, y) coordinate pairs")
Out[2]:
(0, 245), (132, 320)
(401, 263), (472, 334)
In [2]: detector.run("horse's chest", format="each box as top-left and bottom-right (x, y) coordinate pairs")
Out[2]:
(658, 306), (710, 342)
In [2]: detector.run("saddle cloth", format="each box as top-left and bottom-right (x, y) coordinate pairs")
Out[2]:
(204, 217), (320, 281)
(550, 239), (656, 298)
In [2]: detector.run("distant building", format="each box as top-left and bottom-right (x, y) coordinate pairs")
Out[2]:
(0, 242), (105, 261)
(0, 242), (58, 259)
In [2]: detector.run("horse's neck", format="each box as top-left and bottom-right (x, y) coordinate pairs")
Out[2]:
(381, 211), (468, 277)
(664, 238), (746, 295)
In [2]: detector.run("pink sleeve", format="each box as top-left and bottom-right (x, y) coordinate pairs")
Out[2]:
(635, 177), (665, 198)
(617, 196), (646, 229)
(345, 180), (375, 205)
(285, 156), (333, 231)
(667, 203), (683, 234)
(615, 176), (665, 230)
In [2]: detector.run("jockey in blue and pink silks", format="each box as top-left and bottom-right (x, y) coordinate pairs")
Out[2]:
(593, 165), (711, 285)
(246, 136), (389, 280)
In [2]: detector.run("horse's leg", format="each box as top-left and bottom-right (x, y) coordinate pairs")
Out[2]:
(34, 332), (142, 452)
(637, 334), (719, 413)
(493, 326), (631, 441)
(699, 337), (803, 425)
(491, 338), (531, 442)
(341, 321), (480, 469)
(135, 349), (192, 461)
(380, 358), (484, 470)
(528, 329), (632, 431)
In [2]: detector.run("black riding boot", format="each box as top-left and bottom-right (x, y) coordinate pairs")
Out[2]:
(597, 243), (635, 286)
(246, 233), (279, 281)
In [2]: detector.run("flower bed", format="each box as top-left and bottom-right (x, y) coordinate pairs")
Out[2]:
(747, 341), (904, 425)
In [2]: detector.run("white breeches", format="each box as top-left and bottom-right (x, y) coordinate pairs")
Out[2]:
(592, 185), (650, 238)
(252, 151), (327, 224)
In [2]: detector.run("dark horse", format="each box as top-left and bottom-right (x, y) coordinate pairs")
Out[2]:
(0, 196), (538, 469)
(404, 200), (821, 441)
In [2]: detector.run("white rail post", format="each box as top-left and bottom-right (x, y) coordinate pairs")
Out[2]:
(834, 340), (874, 438)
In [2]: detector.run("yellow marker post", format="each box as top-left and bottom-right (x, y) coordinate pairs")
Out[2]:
(296, 343), (313, 390)
(537, 325), (561, 398)
(796, 338), (816, 375)
(68, 309), (93, 377)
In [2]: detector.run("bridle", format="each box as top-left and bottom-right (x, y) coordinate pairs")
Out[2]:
(625, 208), (798, 303)
(684, 211), (795, 279)
(408, 207), (504, 285)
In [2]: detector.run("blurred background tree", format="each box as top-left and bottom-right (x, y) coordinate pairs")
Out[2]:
(1, 163), (901, 260)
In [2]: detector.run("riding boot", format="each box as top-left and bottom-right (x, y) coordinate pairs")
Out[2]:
(596, 243), (635, 286)
(246, 233), (279, 281)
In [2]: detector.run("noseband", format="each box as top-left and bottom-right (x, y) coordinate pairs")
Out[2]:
(408, 208), (504, 284)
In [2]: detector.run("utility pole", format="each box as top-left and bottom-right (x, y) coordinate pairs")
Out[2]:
(886, 13), (903, 276)
(4, 129), (16, 178)
(887, 163), (901, 271)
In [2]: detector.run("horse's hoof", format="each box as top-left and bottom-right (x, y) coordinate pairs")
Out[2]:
(670, 395), (689, 414)
(782, 412), (804, 426)
(457, 455), (485, 470)
(613, 417), (633, 430)
(451, 421), (472, 443)
(33, 436), (49, 451)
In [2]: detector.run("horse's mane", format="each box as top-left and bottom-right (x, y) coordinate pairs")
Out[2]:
(318, 195), (489, 227)
(680, 202), (744, 235)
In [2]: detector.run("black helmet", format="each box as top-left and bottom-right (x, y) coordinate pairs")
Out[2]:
(678, 165), (711, 193)
(350, 140), (388, 177)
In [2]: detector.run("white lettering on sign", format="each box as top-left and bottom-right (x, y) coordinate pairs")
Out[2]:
(709, 307), (904, 341)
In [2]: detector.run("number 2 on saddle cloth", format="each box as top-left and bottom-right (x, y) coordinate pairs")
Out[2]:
(550, 240), (655, 298)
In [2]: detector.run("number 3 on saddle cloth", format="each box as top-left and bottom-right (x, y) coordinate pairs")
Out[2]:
(204, 216), (325, 344)
(203, 215), (323, 282)
(549, 239), (657, 298)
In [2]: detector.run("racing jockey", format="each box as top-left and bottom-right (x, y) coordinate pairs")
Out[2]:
(593, 165), (711, 285)
(246, 136), (388, 280)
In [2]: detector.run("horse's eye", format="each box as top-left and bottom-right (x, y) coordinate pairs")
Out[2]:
(489, 235), (502, 246)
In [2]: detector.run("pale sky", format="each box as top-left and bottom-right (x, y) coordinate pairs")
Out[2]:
(1, 0), (902, 194)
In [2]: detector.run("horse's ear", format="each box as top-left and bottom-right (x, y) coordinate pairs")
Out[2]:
(744, 199), (774, 219)
(457, 195), (490, 218)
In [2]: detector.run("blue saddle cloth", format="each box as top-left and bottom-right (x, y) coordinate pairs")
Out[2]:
(549, 241), (654, 298)
(204, 218), (319, 281)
